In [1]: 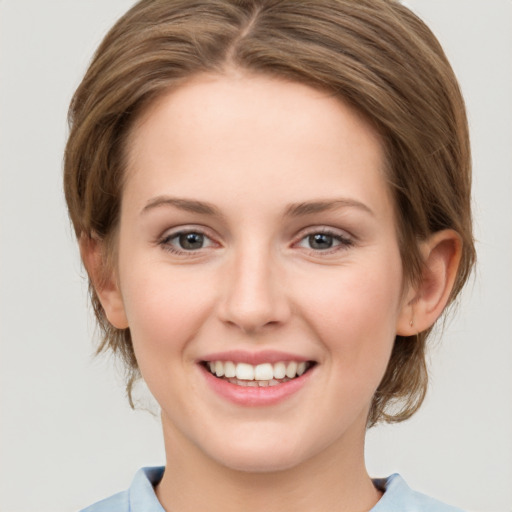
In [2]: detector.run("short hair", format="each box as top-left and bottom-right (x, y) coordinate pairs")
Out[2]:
(64, 0), (475, 426)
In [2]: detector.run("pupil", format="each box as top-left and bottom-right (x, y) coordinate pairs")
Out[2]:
(179, 232), (204, 249)
(309, 233), (333, 250)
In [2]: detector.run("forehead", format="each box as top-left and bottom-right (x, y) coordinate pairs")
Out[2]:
(123, 73), (392, 219)
(130, 72), (383, 159)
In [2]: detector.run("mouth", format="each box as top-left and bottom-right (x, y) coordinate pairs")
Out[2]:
(201, 360), (317, 387)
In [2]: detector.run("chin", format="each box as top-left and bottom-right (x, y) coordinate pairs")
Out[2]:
(204, 436), (311, 474)
(215, 452), (302, 474)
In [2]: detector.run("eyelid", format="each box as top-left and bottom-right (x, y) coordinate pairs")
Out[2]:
(155, 224), (355, 256)
(294, 225), (353, 241)
(157, 225), (220, 254)
(292, 226), (355, 253)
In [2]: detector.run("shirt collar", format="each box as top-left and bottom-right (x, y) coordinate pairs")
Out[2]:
(127, 468), (461, 512)
(129, 466), (165, 511)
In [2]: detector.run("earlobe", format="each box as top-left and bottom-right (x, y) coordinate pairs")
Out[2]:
(79, 234), (129, 329)
(397, 230), (462, 336)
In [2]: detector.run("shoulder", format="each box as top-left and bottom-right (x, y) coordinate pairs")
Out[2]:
(80, 490), (129, 512)
(79, 466), (165, 512)
(372, 474), (466, 512)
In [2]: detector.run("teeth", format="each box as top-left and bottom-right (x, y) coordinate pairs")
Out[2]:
(215, 361), (224, 377)
(224, 361), (236, 378)
(235, 363), (254, 381)
(227, 377), (290, 387)
(254, 363), (273, 380)
(285, 361), (298, 379)
(205, 360), (311, 382)
(273, 362), (286, 379)
(297, 362), (307, 376)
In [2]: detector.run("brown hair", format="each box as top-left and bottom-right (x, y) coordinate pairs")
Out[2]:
(64, 0), (475, 426)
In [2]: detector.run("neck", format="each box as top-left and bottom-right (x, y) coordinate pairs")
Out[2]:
(155, 416), (381, 512)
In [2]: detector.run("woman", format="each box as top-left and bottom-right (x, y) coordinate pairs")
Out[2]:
(64, 0), (475, 510)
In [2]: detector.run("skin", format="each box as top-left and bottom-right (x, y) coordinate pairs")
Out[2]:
(84, 72), (461, 512)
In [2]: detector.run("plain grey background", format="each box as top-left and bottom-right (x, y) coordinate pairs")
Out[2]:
(1, 1), (511, 511)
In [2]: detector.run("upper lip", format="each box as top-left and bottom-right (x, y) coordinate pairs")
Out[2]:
(199, 350), (313, 366)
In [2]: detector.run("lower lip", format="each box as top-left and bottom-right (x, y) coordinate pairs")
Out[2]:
(200, 364), (314, 406)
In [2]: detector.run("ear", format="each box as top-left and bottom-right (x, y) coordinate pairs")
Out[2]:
(79, 234), (129, 329)
(396, 230), (462, 336)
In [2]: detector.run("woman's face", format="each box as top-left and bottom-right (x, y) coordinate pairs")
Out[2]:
(111, 73), (410, 472)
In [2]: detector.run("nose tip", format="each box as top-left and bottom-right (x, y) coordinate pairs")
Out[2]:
(218, 253), (290, 334)
(224, 304), (279, 334)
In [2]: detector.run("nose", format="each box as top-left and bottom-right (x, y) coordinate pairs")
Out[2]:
(218, 245), (291, 334)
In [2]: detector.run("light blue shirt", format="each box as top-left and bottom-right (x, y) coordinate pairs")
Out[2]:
(80, 466), (465, 511)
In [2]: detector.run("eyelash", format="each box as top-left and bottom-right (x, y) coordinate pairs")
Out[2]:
(158, 228), (217, 256)
(157, 227), (354, 256)
(293, 228), (354, 255)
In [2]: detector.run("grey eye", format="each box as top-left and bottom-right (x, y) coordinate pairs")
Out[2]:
(307, 233), (335, 250)
(296, 230), (352, 253)
(178, 232), (205, 250)
(160, 229), (216, 254)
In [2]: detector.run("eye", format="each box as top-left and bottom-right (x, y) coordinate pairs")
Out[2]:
(160, 229), (216, 253)
(176, 232), (206, 250)
(296, 230), (353, 252)
(306, 233), (337, 250)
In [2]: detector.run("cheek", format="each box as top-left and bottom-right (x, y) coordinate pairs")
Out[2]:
(118, 261), (214, 359)
(117, 263), (219, 411)
(297, 257), (403, 375)
(301, 270), (402, 424)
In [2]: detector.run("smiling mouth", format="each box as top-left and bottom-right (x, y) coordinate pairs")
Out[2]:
(202, 360), (316, 387)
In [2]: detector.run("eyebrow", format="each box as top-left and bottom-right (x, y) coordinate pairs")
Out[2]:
(141, 195), (374, 218)
(284, 198), (374, 217)
(141, 196), (220, 216)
